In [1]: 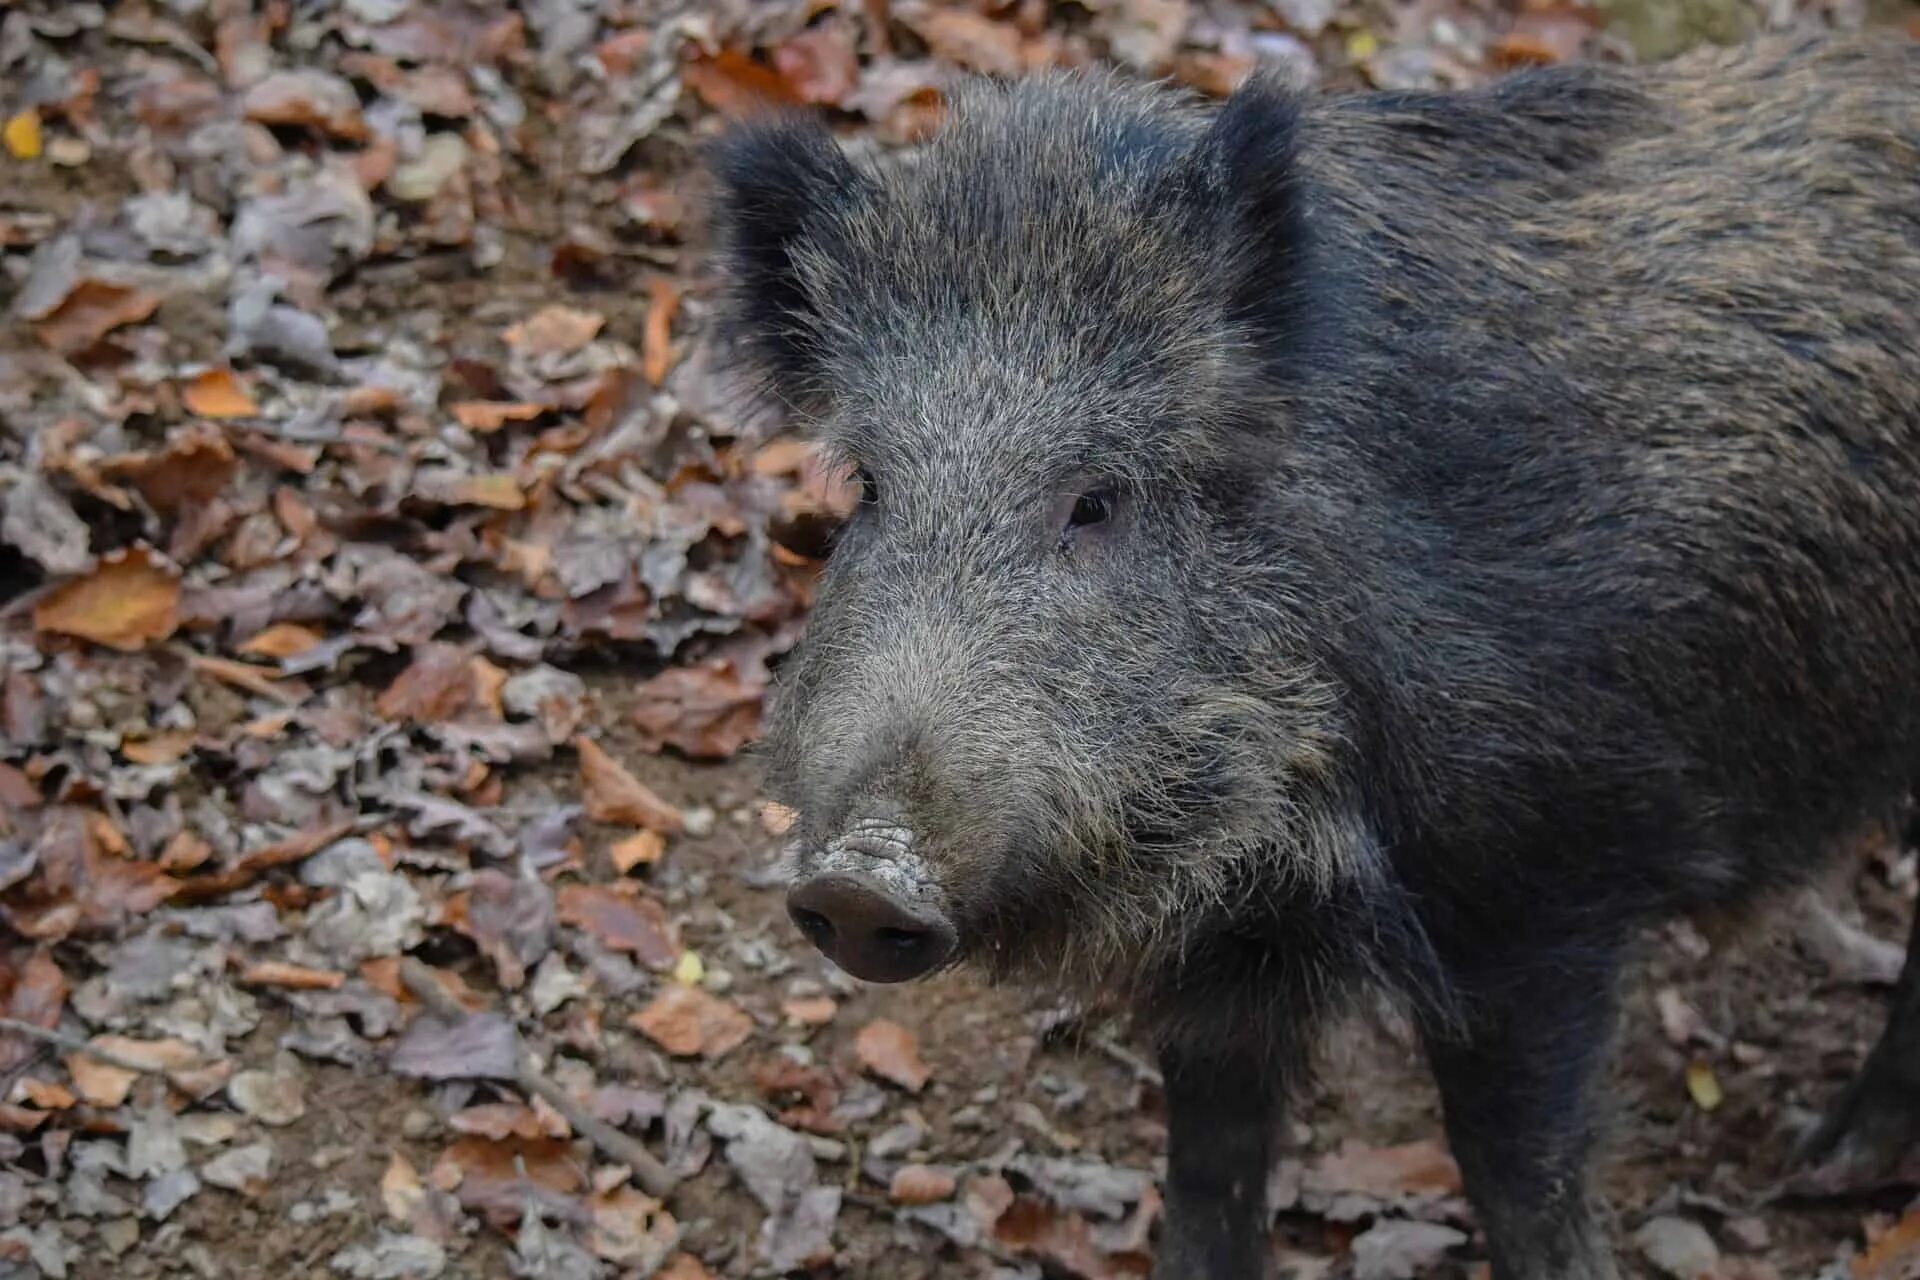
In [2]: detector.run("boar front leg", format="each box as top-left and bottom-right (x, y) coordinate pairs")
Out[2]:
(1153, 1044), (1279, 1280)
(1421, 949), (1624, 1280)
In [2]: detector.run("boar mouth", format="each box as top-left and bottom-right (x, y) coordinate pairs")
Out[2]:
(783, 819), (961, 984)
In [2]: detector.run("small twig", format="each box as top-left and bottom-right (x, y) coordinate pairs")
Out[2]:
(1093, 1035), (1164, 1088)
(0, 1017), (198, 1077)
(395, 958), (678, 1199)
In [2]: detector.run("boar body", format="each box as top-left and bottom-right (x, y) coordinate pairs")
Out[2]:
(713, 34), (1920, 1279)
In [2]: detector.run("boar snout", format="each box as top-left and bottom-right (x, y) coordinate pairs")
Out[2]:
(785, 820), (958, 983)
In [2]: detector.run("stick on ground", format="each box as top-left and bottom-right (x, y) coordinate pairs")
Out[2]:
(395, 957), (678, 1199)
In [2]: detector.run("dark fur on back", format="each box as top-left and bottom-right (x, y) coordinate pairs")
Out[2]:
(708, 33), (1920, 1072)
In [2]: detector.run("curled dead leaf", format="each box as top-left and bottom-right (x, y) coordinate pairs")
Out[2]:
(630, 985), (753, 1060)
(642, 279), (681, 388)
(35, 280), (161, 353)
(182, 368), (260, 418)
(237, 622), (326, 660)
(555, 883), (678, 969)
(238, 961), (346, 991)
(34, 546), (181, 651)
(576, 737), (685, 833)
(243, 70), (369, 140)
(629, 665), (764, 761)
(378, 643), (479, 725)
(610, 830), (665, 873)
(855, 1019), (930, 1092)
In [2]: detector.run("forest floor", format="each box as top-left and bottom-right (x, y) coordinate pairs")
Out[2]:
(2, 0), (1919, 1276)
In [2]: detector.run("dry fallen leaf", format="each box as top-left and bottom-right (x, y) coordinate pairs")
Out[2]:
(1, 950), (67, 1074)
(610, 830), (665, 873)
(773, 24), (861, 105)
(448, 1103), (559, 1141)
(238, 961), (346, 991)
(66, 1036), (204, 1107)
(630, 986), (753, 1060)
(576, 737), (686, 833)
(629, 665), (764, 761)
(588, 1185), (679, 1266)
(35, 281), (162, 353)
(431, 1135), (583, 1224)
(1858, 1206), (1920, 1280)
(856, 1019), (930, 1092)
(381, 1151), (426, 1223)
(891, 1164), (958, 1205)
(237, 622), (326, 659)
(556, 883), (678, 969)
(504, 305), (604, 357)
(449, 401), (548, 432)
(905, 8), (1029, 77)
(121, 729), (197, 765)
(1299, 1138), (1464, 1222)
(378, 643), (479, 724)
(243, 69), (370, 140)
(103, 428), (239, 515)
(34, 546), (181, 651)
(182, 368), (260, 418)
(682, 48), (803, 116)
(642, 278), (682, 388)
(781, 996), (837, 1028)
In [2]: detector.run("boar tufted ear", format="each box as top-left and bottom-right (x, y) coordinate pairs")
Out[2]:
(706, 117), (871, 413)
(1182, 72), (1319, 364)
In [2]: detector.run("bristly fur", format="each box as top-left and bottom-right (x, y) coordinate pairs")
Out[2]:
(708, 32), (1920, 1087)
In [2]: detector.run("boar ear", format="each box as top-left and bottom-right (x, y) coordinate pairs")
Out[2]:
(1183, 73), (1318, 360)
(706, 117), (871, 413)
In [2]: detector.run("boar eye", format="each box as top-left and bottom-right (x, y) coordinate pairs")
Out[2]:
(1067, 490), (1113, 529)
(855, 467), (879, 506)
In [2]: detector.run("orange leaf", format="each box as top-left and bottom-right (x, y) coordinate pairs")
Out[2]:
(891, 1164), (957, 1205)
(66, 1036), (203, 1106)
(101, 427), (238, 515)
(450, 400), (548, 433)
(19, 1079), (75, 1110)
(237, 622), (326, 659)
(35, 280), (161, 353)
(449, 473), (527, 510)
(575, 737), (685, 833)
(121, 728), (197, 764)
(182, 368), (260, 418)
(856, 1019), (929, 1091)
(238, 961), (346, 991)
(781, 996), (836, 1027)
(630, 985), (752, 1060)
(642, 278), (681, 387)
(1859, 1207), (1920, 1280)
(609, 829), (665, 873)
(682, 48), (801, 117)
(34, 546), (181, 651)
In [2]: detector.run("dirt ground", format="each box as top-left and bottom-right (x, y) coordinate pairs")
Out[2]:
(3, 1), (1919, 1278)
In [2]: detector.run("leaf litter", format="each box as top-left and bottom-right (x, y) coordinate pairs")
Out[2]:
(0, 0), (1907, 1275)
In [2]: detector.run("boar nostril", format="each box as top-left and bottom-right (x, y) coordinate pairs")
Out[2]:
(786, 872), (957, 984)
(791, 906), (837, 949)
(876, 926), (925, 953)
